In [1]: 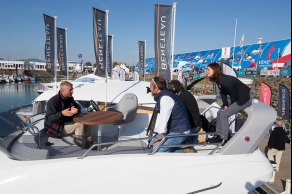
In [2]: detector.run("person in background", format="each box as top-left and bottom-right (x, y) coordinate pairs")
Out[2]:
(206, 63), (252, 143)
(44, 81), (92, 149)
(168, 80), (202, 137)
(150, 77), (191, 152)
(267, 120), (289, 172)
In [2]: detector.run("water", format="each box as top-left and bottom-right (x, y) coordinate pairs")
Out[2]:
(0, 83), (43, 113)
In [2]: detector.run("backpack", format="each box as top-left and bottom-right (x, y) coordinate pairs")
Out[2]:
(200, 115), (216, 133)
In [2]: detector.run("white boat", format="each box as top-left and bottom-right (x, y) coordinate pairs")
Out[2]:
(0, 76), (276, 193)
(35, 73), (104, 94)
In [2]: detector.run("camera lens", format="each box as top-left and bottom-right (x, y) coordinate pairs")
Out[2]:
(146, 87), (151, 93)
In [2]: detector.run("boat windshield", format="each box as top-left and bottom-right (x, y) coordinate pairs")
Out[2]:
(73, 77), (96, 83)
(0, 111), (27, 158)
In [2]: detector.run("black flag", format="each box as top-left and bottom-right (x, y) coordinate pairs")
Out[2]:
(107, 35), (113, 78)
(278, 84), (290, 120)
(57, 28), (67, 76)
(44, 14), (55, 74)
(138, 41), (145, 80)
(154, 4), (173, 81)
(93, 8), (107, 77)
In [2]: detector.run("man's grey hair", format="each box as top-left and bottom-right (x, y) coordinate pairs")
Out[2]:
(60, 81), (73, 90)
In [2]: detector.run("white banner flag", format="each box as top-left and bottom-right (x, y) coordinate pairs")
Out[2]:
(221, 47), (231, 59)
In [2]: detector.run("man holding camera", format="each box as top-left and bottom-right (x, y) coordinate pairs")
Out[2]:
(149, 77), (191, 152)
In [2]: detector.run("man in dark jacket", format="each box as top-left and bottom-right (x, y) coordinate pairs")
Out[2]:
(168, 80), (202, 133)
(267, 120), (289, 172)
(44, 81), (91, 149)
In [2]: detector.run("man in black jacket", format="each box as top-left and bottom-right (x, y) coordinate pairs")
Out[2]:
(168, 80), (202, 147)
(44, 81), (91, 149)
(267, 120), (289, 172)
(168, 80), (202, 133)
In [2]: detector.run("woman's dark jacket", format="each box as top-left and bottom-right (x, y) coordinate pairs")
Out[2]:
(44, 91), (80, 138)
(217, 74), (251, 107)
(178, 89), (202, 130)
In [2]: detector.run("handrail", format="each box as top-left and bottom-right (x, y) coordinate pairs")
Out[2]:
(25, 112), (45, 149)
(78, 132), (223, 159)
(188, 182), (222, 193)
(201, 105), (221, 116)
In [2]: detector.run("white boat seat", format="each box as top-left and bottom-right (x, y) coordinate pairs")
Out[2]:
(107, 93), (138, 139)
(107, 93), (138, 125)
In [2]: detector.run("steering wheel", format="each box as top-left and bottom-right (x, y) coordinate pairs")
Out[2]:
(90, 100), (100, 112)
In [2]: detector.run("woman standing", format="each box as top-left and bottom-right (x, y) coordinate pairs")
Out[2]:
(206, 63), (252, 143)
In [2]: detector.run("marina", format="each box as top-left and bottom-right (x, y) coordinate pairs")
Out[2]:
(0, 74), (289, 193)
(0, 0), (290, 193)
(0, 72), (291, 193)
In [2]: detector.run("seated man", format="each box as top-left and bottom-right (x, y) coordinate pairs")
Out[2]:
(44, 81), (92, 149)
(150, 77), (191, 152)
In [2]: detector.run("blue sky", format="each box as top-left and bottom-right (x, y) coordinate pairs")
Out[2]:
(0, 0), (291, 66)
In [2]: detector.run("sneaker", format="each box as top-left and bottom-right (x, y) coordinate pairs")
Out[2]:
(84, 140), (95, 149)
(208, 135), (223, 143)
(183, 147), (197, 153)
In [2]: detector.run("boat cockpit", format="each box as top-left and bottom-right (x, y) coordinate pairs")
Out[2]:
(0, 96), (276, 161)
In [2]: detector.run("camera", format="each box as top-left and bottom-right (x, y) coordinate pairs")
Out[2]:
(146, 87), (151, 94)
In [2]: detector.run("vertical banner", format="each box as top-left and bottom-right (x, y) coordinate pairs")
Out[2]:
(154, 4), (173, 81)
(259, 82), (272, 106)
(107, 35), (113, 78)
(57, 28), (67, 76)
(43, 14), (55, 74)
(278, 84), (290, 120)
(221, 47), (231, 59)
(138, 40), (145, 81)
(93, 8), (107, 77)
(239, 33), (244, 47)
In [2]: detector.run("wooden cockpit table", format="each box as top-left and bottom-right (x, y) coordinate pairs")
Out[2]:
(74, 111), (123, 150)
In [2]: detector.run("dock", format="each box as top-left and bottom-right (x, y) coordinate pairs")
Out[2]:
(258, 135), (291, 193)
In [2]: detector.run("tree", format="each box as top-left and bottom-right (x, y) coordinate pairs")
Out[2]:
(85, 62), (92, 67)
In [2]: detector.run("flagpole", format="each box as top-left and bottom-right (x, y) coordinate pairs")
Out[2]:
(54, 16), (57, 94)
(65, 28), (69, 81)
(105, 10), (109, 110)
(276, 48), (280, 69)
(112, 34), (114, 78)
(144, 40), (146, 81)
(171, 2), (177, 81)
(232, 17), (237, 69)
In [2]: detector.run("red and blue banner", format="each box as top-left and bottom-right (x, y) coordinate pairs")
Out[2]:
(259, 82), (272, 106)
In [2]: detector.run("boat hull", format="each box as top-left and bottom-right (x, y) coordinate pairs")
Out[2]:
(0, 149), (272, 194)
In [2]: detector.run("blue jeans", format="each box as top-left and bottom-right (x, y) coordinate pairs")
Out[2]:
(152, 132), (187, 153)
